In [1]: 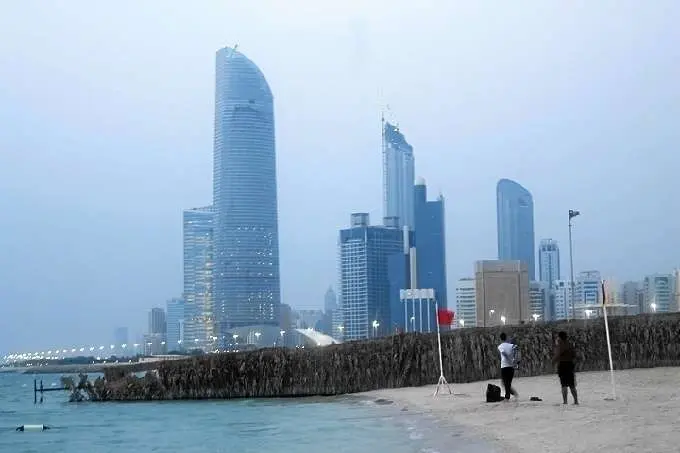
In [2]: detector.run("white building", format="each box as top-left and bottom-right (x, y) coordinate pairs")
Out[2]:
(552, 280), (572, 321)
(573, 270), (602, 318)
(643, 273), (675, 313)
(455, 278), (476, 327)
(529, 281), (548, 322)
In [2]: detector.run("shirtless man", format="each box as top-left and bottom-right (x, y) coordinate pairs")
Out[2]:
(553, 331), (579, 405)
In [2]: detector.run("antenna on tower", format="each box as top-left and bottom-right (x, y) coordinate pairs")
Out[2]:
(233, 43), (239, 52)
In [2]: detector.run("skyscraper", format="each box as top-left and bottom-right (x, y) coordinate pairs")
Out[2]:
(182, 206), (215, 349)
(324, 287), (337, 313)
(166, 297), (185, 352)
(538, 239), (560, 285)
(455, 278), (476, 327)
(414, 178), (448, 308)
(496, 179), (536, 280)
(642, 273), (675, 313)
(382, 120), (415, 230)
(338, 213), (404, 340)
(212, 47), (281, 336)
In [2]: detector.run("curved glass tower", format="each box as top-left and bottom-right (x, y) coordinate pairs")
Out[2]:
(212, 47), (280, 333)
(496, 178), (535, 280)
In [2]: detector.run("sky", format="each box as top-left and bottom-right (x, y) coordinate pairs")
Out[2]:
(0, 1), (678, 352)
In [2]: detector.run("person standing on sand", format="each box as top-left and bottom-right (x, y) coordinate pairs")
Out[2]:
(553, 331), (579, 405)
(498, 333), (518, 400)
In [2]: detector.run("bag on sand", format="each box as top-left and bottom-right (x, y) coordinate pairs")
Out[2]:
(486, 383), (502, 403)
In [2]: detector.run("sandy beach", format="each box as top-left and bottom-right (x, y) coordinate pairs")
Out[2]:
(364, 367), (680, 453)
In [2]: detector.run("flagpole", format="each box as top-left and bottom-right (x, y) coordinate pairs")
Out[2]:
(601, 280), (616, 400)
(433, 298), (452, 397)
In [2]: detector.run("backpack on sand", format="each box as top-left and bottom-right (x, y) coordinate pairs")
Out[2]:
(486, 383), (502, 403)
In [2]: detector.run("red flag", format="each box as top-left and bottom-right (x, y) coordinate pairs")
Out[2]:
(437, 308), (454, 326)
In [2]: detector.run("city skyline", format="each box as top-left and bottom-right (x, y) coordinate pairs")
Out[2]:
(2, 2), (679, 350)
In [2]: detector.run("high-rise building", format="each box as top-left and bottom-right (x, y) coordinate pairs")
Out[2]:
(414, 178), (448, 309)
(496, 179), (536, 280)
(529, 281), (548, 321)
(474, 260), (530, 327)
(642, 273), (675, 313)
(145, 308), (167, 355)
(113, 327), (128, 348)
(552, 280), (572, 321)
(574, 270), (602, 318)
(538, 239), (560, 285)
(148, 308), (167, 335)
(212, 47), (281, 339)
(455, 278), (476, 327)
(338, 213), (404, 341)
(324, 287), (337, 313)
(166, 297), (185, 352)
(182, 206), (215, 350)
(621, 280), (643, 315)
(382, 120), (415, 230)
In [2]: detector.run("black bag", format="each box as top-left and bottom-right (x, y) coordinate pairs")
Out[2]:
(486, 383), (502, 403)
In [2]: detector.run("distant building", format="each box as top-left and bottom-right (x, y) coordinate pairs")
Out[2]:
(324, 287), (337, 313)
(538, 239), (560, 286)
(552, 280), (572, 321)
(338, 213), (404, 341)
(621, 281), (643, 315)
(643, 273), (675, 313)
(295, 309), (324, 330)
(496, 179), (536, 280)
(382, 121), (415, 230)
(475, 260), (530, 327)
(675, 269), (680, 312)
(113, 327), (128, 348)
(414, 179), (448, 309)
(166, 298), (185, 352)
(145, 308), (166, 355)
(572, 270), (602, 318)
(148, 308), (166, 335)
(455, 278), (476, 327)
(182, 206), (215, 350)
(529, 281), (548, 321)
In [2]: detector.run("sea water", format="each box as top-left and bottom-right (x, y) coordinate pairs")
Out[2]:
(0, 372), (493, 453)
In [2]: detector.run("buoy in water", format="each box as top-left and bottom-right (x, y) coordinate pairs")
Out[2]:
(16, 424), (50, 432)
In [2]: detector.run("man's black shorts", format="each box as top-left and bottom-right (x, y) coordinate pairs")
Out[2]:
(558, 362), (576, 387)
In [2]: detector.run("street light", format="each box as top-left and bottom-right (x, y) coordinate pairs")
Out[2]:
(500, 315), (507, 325)
(372, 320), (380, 338)
(458, 319), (465, 328)
(568, 209), (580, 321)
(531, 313), (540, 323)
(410, 316), (416, 332)
(651, 302), (657, 313)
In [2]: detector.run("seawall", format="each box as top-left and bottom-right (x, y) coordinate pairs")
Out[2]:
(84, 313), (680, 401)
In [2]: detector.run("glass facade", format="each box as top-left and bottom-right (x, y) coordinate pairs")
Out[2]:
(414, 181), (448, 309)
(338, 214), (403, 341)
(182, 206), (215, 350)
(165, 297), (184, 352)
(382, 121), (415, 230)
(212, 47), (281, 337)
(643, 273), (675, 313)
(496, 178), (536, 280)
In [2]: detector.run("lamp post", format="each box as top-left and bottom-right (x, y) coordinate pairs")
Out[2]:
(568, 209), (580, 321)
(531, 313), (540, 323)
(410, 316), (416, 332)
(651, 302), (657, 313)
(500, 315), (507, 326)
(372, 320), (380, 338)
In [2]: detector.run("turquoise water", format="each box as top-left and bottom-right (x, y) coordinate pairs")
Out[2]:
(0, 373), (492, 453)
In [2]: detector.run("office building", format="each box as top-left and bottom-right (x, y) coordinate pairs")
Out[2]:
(182, 206), (215, 350)
(538, 239), (560, 285)
(642, 273), (675, 313)
(338, 213), (404, 341)
(414, 178), (448, 309)
(475, 260), (530, 327)
(324, 287), (337, 313)
(166, 297), (185, 352)
(529, 281), (548, 321)
(113, 327), (128, 348)
(573, 270), (602, 318)
(455, 278), (476, 327)
(496, 179), (536, 280)
(145, 308), (167, 356)
(552, 280), (572, 321)
(382, 120), (415, 230)
(675, 269), (680, 312)
(212, 47), (281, 340)
(621, 281), (643, 314)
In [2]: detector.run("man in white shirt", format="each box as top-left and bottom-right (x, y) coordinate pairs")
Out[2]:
(498, 332), (518, 400)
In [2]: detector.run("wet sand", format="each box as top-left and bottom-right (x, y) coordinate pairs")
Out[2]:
(364, 367), (680, 453)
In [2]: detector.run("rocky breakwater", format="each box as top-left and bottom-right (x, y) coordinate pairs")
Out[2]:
(69, 313), (680, 401)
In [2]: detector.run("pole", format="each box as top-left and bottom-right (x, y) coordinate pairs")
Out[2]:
(427, 298), (431, 333)
(602, 281), (616, 400)
(433, 300), (452, 397)
(404, 295), (408, 333)
(419, 297), (423, 333)
(568, 218), (575, 321)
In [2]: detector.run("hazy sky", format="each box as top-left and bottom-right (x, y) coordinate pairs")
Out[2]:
(1, 1), (678, 352)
